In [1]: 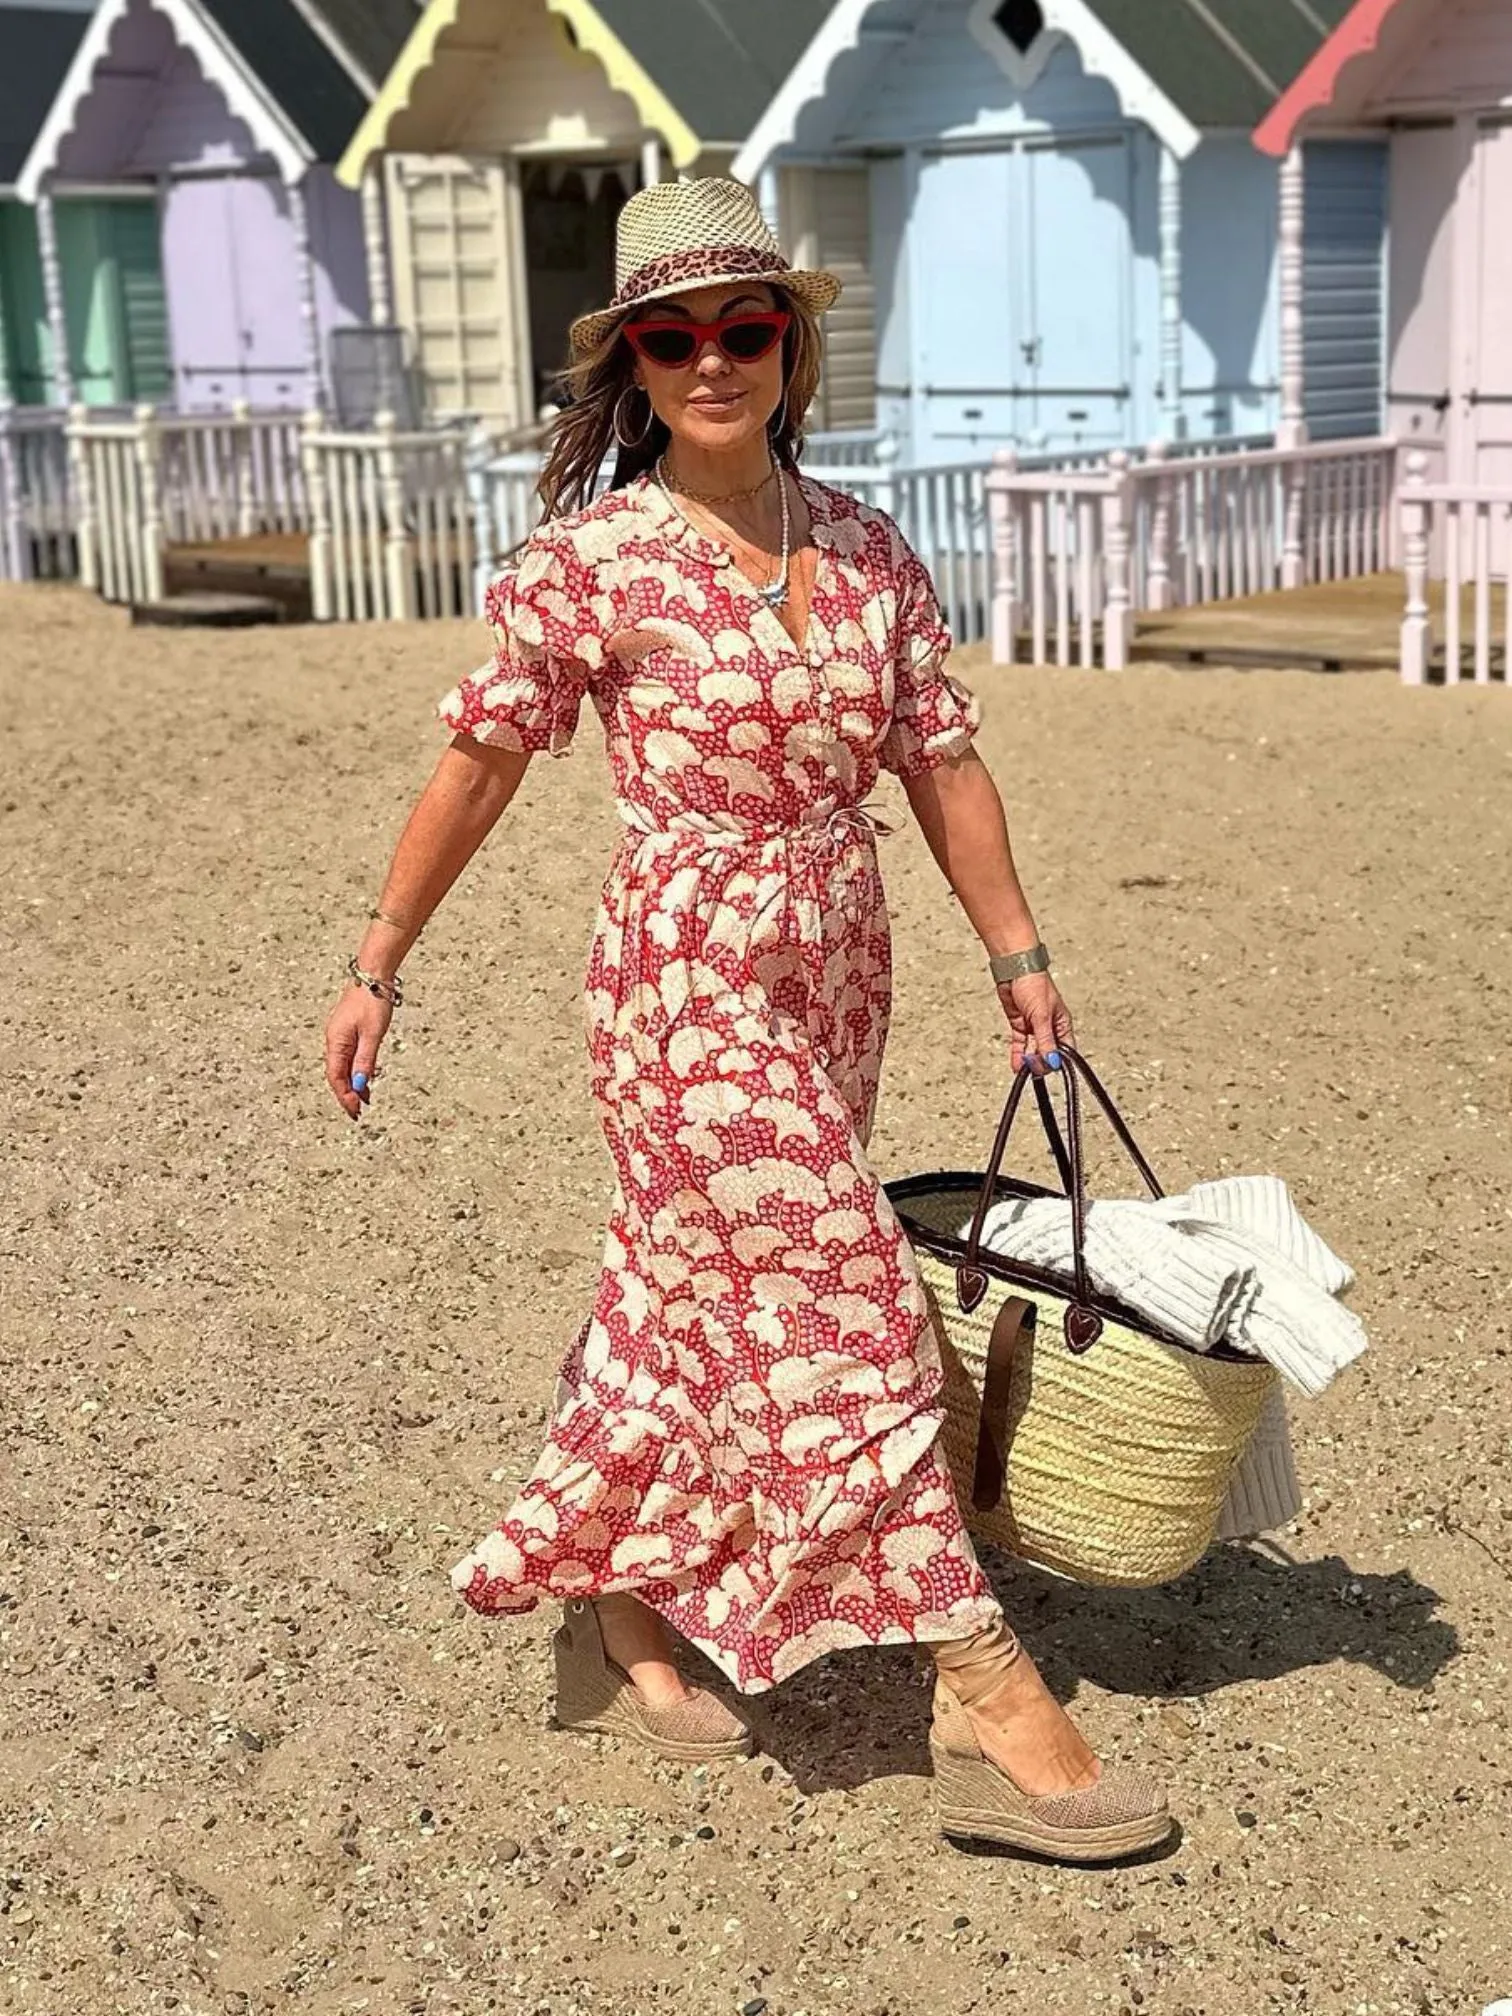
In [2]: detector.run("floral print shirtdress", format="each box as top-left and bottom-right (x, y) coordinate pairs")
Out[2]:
(439, 473), (1002, 1694)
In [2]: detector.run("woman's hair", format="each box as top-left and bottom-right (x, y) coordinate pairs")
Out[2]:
(536, 283), (825, 522)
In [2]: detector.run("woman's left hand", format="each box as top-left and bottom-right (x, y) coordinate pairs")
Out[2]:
(997, 972), (1075, 1076)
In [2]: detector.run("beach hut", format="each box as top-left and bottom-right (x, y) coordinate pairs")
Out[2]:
(734, 0), (1388, 463)
(1256, 0), (1512, 488)
(335, 0), (843, 437)
(1, 5), (124, 409)
(14, 0), (419, 411)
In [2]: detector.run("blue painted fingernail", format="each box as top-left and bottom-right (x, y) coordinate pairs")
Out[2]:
(1047, 1050), (1063, 1070)
(352, 1072), (368, 1092)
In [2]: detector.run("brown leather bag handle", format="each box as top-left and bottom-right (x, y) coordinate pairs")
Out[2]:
(971, 1295), (1036, 1511)
(955, 1046), (1165, 1354)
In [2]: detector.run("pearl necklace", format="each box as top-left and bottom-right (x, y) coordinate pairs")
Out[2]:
(653, 455), (792, 611)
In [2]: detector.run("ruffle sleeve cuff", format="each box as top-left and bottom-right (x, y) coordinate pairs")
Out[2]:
(435, 535), (597, 758)
(880, 545), (981, 780)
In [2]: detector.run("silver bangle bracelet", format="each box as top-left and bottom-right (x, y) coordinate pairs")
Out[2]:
(989, 943), (1051, 985)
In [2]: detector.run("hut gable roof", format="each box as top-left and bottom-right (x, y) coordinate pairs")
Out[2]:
(1252, 0), (1431, 157)
(735, 0), (1356, 182)
(337, 0), (831, 186)
(0, 6), (92, 185)
(14, 0), (413, 199)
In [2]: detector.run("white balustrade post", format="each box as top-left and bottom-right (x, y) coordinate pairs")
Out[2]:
(375, 409), (414, 621)
(361, 160), (393, 325)
(1101, 450), (1134, 670)
(757, 165), (781, 236)
(36, 186), (75, 407)
(1281, 453), (1308, 590)
(134, 403), (165, 605)
(301, 408), (332, 620)
(872, 431), (899, 526)
(1144, 439), (1174, 611)
(1158, 149), (1183, 441)
(988, 447), (1019, 665)
(1399, 449), (1432, 686)
(232, 397), (256, 537)
(640, 135), (663, 188)
(0, 405), (23, 581)
(1277, 147), (1307, 451)
(466, 420), (495, 616)
(67, 404), (97, 591)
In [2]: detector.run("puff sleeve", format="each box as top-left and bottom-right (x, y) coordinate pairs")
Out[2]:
(879, 540), (982, 780)
(435, 529), (600, 758)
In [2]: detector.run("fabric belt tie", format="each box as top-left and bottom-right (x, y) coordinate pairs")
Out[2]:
(620, 802), (895, 1047)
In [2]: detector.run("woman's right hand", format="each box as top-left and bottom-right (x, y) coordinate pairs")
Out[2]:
(325, 984), (393, 1120)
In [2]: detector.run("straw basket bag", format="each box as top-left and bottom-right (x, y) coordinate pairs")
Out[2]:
(887, 1046), (1277, 1588)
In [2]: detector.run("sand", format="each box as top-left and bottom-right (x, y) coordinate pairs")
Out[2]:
(2, 579), (1510, 2016)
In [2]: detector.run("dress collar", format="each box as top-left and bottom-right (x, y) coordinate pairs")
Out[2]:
(632, 467), (841, 562)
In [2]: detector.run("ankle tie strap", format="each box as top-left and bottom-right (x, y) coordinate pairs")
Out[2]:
(933, 1617), (1024, 1709)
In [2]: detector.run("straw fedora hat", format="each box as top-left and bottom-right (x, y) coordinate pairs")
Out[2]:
(569, 177), (842, 357)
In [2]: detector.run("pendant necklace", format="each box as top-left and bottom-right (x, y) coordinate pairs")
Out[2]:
(654, 454), (792, 612)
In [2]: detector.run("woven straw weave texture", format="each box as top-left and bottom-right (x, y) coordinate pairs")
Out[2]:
(613, 179), (780, 286)
(902, 1185), (1278, 1589)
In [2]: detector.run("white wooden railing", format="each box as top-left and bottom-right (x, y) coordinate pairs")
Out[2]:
(304, 415), (473, 622)
(0, 406), (79, 580)
(69, 410), (159, 604)
(1399, 451), (1512, 686)
(988, 437), (1400, 668)
(157, 406), (307, 543)
(68, 403), (314, 602)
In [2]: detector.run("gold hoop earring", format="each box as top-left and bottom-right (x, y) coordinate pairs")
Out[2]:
(613, 386), (653, 448)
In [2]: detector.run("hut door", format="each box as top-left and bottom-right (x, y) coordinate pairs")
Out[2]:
(385, 156), (532, 436)
(913, 148), (1021, 459)
(162, 175), (307, 409)
(1019, 137), (1133, 450)
(1466, 117), (1512, 486)
(55, 198), (171, 407)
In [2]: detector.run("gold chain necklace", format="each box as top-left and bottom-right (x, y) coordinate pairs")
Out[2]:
(653, 458), (793, 610)
(657, 454), (777, 506)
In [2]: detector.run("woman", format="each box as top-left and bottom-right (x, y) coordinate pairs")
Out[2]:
(324, 180), (1172, 1865)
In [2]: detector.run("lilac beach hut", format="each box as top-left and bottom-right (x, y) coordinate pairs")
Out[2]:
(14, 0), (419, 411)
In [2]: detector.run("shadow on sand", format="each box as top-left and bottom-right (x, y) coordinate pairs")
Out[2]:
(734, 1540), (1459, 1798)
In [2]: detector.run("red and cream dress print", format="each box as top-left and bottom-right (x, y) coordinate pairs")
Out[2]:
(438, 474), (1002, 1693)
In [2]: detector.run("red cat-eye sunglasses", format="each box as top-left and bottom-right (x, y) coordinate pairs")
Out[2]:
(622, 309), (791, 370)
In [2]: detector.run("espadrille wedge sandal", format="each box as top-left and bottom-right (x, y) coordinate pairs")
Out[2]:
(930, 1681), (1173, 1863)
(552, 1599), (754, 1762)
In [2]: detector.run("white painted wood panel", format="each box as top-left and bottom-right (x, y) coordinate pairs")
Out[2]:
(1386, 124), (1457, 469)
(1180, 138), (1279, 441)
(1469, 118), (1512, 487)
(1371, 0), (1512, 114)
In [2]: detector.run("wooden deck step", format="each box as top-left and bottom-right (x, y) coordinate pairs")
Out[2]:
(130, 591), (287, 628)
(164, 534), (312, 622)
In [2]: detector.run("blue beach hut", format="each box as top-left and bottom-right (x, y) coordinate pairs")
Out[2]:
(735, 0), (1387, 463)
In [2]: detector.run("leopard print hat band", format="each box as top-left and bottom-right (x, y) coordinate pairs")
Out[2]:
(569, 178), (842, 357)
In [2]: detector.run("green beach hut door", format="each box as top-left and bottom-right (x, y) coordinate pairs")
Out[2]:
(56, 197), (171, 406)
